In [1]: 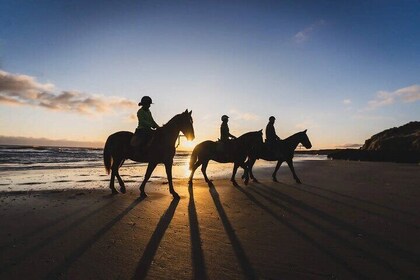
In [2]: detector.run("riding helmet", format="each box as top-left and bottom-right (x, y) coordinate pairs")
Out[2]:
(138, 96), (153, 106)
(221, 115), (229, 121)
(269, 116), (276, 121)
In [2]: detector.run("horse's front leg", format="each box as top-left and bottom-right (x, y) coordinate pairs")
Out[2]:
(273, 160), (283, 182)
(165, 161), (180, 199)
(139, 162), (157, 198)
(286, 159), (301, 184)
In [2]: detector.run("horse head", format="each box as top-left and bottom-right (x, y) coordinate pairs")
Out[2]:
(300, 129), (312, 149)
(180, 109), (195, 141)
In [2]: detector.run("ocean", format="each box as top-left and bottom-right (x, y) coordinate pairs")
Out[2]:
(0, 145), (326, 192)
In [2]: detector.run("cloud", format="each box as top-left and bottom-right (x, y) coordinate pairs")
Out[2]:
(0, 70), (137, 115)
(366, 84), (420, 110)
(343, 99), (352, 105)
(293, 20), (326, 44)
(229, 109), (260, 121)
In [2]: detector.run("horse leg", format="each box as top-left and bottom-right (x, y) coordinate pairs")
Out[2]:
(231, 162), (239, 185)
(241, 159), (249, 180)
(165, 161), (180, 199)
(109, 169), (118, 194)
(116, 159), (126, 193)
(109, 158), (123, 194)
(248, 158), (258, 183)
(188, 160), (202, 186)
(273, 160), (283, 182)
(239, 162), (249, 185)
(286, 159), (301, 184)
(201, 161), (211, 184)
(139, 162), (157, 198)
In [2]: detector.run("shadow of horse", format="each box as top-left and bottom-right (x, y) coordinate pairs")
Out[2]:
(103, 110), (194, 198)
(188, 130), (263, 186)
(244, 129), (312, 183)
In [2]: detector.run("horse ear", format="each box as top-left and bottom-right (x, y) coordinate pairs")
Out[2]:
(189, 110), (192, 115)
(184, 109), (188, 113)
(304, 129), (307, 133)
(259, 129), (263, 133)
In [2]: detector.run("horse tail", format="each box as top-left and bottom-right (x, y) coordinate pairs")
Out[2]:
(189, 146), (198, 170)
(103, 136), (113, 175)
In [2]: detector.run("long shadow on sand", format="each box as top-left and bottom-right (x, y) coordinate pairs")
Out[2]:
(303, 183), (419, 218)
(0, 196), (118, 276)
(248, 184), (416, 278)
(231, 183), (369, 279)
(279, 182), (420, 229)
(255, 184), (420, 267)
(45, 197), (145, 279)
(209, 181), (257, 280)
(132, 198), (179, 280)
(0, 196), (96, 253)
(188, 184), (207, 279)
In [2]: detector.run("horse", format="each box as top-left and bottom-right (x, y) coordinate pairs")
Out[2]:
(188, 130), (263, 186)
(103, 110), (194, 198)
(244, 129), (312, 184)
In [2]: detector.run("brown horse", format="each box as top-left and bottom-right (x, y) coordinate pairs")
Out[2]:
(103, 110), (194, 198)
(188, 130), (263, 186)
(244, 129), (312, 183)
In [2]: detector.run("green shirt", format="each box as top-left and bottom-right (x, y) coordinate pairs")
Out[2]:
(137, 107), (158, 129)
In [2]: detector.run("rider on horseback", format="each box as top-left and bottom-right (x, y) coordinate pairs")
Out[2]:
(131, 96), (159, 148)
(218, 115), (236, 158)
(266, 116), (281, 155)
(220, 115), (237, 142)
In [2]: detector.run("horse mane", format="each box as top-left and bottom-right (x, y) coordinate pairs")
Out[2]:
(161, 113), (183, 128)
(238, 130), (262, 138)
(283, 131), (304, 142)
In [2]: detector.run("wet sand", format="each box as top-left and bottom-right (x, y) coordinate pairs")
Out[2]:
(0, 160), (419, 279)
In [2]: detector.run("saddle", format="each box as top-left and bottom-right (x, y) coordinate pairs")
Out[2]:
(130, 129), (156, 157)
(216, 140), (235, 161)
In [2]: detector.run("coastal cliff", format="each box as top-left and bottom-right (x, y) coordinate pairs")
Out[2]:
(328, 122), (420, 163)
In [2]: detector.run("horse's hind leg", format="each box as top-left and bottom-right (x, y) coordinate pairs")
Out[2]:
(188, 160), (202, 186)
(286, 160), (301, 184)
(201, 161), (211, 184)
(273, 160), (283, 182)
(248, 158), (258, 183)
(139, 162), (157, 198)
(231, 163), (239, 185)
(109, 169), (118, 194)
(239, 162), (249, 185)
(115, 160), (126, 193)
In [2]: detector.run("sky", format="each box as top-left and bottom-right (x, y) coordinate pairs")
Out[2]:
(0, 0), (419, 149)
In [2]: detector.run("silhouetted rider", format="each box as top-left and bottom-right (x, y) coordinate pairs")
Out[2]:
(266, 116), (280, 148)
(131, 96), (159, 147)
(220, 115), (236, 142)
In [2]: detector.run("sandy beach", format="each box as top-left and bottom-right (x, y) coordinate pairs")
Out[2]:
(0, 159), (419, 279)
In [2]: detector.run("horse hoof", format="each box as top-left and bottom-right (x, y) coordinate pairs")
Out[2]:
(273, 178), (278, 183)
(140, 192), (147, 198)
(296, 180), (302, 184)
(111, 189), (119, 195)
(253, 179), (259, 183)
(172, 192), (180, 199)
(120, 187), (126, 194)
(244, 179), (249, 185)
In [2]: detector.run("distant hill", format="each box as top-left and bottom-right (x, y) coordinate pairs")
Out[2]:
(328, 122), (420, 163)
(362, 121), (420, 152)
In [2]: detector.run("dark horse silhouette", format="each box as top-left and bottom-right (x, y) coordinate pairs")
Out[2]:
(244, 129), (312, 184)
(103, 110), (194, 198)
(188, 130), (263, 186)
